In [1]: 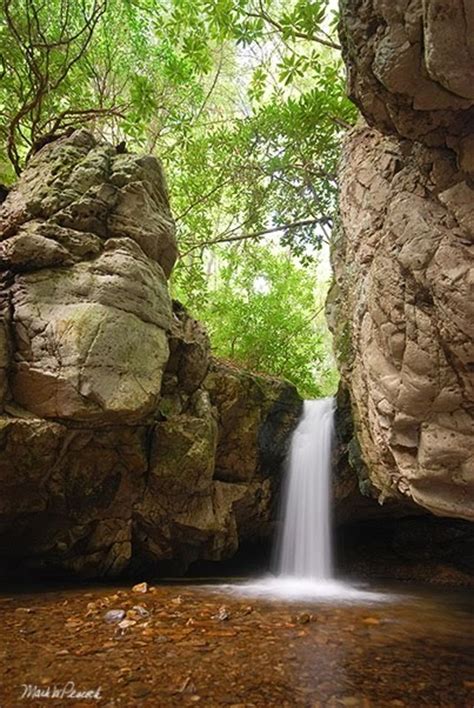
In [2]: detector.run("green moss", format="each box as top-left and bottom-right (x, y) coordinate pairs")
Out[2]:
(347, 437), (372, 498)
(337, 321), (353, 365)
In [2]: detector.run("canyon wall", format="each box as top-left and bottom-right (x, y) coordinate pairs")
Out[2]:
(0, 131), (302, 577)
(329, 0), (474, 521)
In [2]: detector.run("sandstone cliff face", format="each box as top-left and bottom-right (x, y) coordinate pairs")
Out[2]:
(329, 0), (474, 521)
(0, 132), (301, 577)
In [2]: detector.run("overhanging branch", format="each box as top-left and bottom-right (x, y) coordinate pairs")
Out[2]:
(180, 217), (330, 258)
(244, 8), (341, 51)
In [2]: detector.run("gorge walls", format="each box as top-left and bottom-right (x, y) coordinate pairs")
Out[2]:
(1, 1), (472, 581)
(329, 0), (474, 522)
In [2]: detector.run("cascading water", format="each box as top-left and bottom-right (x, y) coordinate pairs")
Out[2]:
(224, 397), (385, 600)
(275, 397), (335, 581)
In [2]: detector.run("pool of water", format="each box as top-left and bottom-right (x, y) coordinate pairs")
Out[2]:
(1, 579), (472, 706)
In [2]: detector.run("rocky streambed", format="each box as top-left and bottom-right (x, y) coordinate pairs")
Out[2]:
(1, 579), (472, 706)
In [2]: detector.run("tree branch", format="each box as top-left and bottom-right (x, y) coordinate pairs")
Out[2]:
(180, 218), (328, 257)
(2, 0), (109, 174)
(244, 9), (341, 51)
(192, 50), (224, 126)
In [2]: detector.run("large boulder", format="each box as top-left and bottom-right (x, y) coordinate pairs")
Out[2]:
(329, 0), (474, 523)
(0, 130), (177, 575)
(0, 132), (302, 580)
(0, 129), (176, 423)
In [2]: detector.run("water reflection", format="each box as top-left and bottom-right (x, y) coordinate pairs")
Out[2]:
(0, 580), (472, 706)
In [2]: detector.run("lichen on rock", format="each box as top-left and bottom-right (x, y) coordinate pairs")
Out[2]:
(0, 129), (176, 423)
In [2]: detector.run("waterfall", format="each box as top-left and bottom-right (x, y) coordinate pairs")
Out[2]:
(276, 398), (335, 581)
(224, 396), (385, 599)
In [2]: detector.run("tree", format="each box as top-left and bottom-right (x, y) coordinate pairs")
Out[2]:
(161, 0), (357, 300)
(0, 0), (110, 177)
(182, 244), (338, 397)
(0, 0), (213, 180)
(1, 1), (356, 258)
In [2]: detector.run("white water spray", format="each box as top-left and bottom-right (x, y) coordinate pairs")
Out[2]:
(276, 397), (335, 581)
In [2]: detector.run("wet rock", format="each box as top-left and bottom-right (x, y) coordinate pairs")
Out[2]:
(205, 359), (302, 484)
(132, 582), (148, 594)
(293, 613), (313, 625)
(118, 618), (137, 630)
(213, 606), (230, 622)
(104, 609), (126, 624)
(132, 341), (302, 574)
(131, 605), (150, 618)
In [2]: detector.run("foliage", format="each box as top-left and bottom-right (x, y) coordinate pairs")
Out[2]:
(0, 0), (355, 395)
(0, 0), (107, 177)
(178, 244), (338, 398)
(0, 0), (210, 180)
(159, 0), (356, 311)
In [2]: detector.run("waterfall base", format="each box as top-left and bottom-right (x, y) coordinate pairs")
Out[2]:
(220, 575), (390, 602)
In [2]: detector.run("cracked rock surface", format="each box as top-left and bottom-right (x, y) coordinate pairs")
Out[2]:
(0, 129), (175, 422)
(329, 0), (474, 521)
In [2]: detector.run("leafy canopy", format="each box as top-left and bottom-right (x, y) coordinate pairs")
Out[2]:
(183, 244), (339, 398)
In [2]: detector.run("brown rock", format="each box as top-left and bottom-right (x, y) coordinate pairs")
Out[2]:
(339, 0), (474, 164)
(205, 359), (302, 483)
(0, 133), (302, 578)
(0, 416), (148, 576)
(330, 1), (474, 524)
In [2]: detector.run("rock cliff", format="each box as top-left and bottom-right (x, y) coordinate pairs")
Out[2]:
(329, 0), (474, 522)
(0, 131), (301, 577)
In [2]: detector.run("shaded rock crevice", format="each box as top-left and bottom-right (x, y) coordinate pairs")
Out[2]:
(132, 304), (302, 577)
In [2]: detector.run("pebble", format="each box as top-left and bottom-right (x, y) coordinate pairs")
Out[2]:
(213, 606), (230, 622)
(132, 582), (148, 594)
(104, 609), (126, 624)
(118, 619), (137, 629)
(132, 605), (150, 618)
